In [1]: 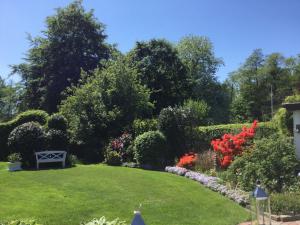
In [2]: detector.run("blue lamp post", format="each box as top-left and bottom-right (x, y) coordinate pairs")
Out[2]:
(251, 181), (271, 225)
(131, 210), (146, 225)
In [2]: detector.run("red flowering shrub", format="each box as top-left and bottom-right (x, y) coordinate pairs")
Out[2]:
(211, 120), (258, 168)
(177, 152), (197, 169)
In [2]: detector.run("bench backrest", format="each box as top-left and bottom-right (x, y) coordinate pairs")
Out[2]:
(35, 151), (67, 162)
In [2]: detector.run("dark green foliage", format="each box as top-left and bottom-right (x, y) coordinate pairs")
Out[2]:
(133, 131), (167, 168)
(66, 154), (80, 167)
(12, 1), (110, 113)
(0, 78), (24, 122)
(158, 107), (189, 160)
(158, 104), (214, 159)
(46, 129), (68, 150)
(195, 122), (276, 150)
(128, 39), (190, 114)
(271, 192), (300, 215)
(7, 122), (47, 167)
(0, 110), (49, 160)
(60, 56), (152, 162)
(105, 150), (122, 166)
(47, 113), (68, 131)
(225, 135), (299, 192)
(132, 118), (158, 136)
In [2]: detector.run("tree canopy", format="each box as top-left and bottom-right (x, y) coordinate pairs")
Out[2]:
(12, 0), (110, 113)
(127, 39), (190, 114)
(59, 55), (152, 160)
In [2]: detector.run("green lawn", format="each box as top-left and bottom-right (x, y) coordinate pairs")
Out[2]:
(0, 162), (248, 225)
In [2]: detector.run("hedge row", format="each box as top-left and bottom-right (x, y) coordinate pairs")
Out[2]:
(194, 122), (277, 151)
(0, 110), (49, 160)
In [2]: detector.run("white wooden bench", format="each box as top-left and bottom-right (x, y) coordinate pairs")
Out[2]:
(35, 151), (67, 169)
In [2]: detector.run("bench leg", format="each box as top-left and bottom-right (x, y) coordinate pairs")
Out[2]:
(37, 162), (39, 170)
(62, 161), (65, 168)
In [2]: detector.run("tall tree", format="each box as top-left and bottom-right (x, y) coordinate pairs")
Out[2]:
(0, 78), (23, 122)
(127, 39), (190, 114)
(12, 0), (110, 113)
(60, 56), (152, 161)
(176, 35), (229, 124)
(229, 49), (294, 122)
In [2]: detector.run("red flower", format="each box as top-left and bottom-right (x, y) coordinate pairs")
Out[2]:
(177, 152), (197, 169)
(211, 120), (258, 168)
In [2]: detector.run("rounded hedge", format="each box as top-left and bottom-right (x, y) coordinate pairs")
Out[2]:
(47, 113), (68, 131)
(8, 122), (46, 167)
(133, 130), (167, 168)
(46, 129), (68, 150)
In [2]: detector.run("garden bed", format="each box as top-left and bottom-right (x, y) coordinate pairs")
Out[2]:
(165, 166), (249, 206)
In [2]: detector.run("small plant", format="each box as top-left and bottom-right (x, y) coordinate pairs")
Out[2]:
(177, 152), (197, 170)
(82, 216), (127, 225)
(67, 154), (80, 166)
(7, 153), (22, 163)
(194, 151), (215, 172)
(105, 150), (122, 166)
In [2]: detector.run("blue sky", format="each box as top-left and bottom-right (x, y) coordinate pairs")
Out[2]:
(0, 0), (300, 83)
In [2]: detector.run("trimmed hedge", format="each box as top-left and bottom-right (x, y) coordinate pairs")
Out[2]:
(0, 110), (49, 160)
(195, 122), (277, 150)
(134, 130), (167, 168)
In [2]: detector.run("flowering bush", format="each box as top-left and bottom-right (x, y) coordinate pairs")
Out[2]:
(211, 120), (258, 168)
(105, 132), (133, 163)
(165, 166), (249, 205)
(176, 152), (197, 169)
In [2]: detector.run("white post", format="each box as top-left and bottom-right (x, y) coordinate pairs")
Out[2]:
(293, 110), (300, 160)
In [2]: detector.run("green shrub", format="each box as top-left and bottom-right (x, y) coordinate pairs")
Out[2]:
(47, 113), (68, 131)
(195, 122), (277, 150)
(225, 134), (299, 192)
(7, 122), (46, 167)
(271, 192), (300, 215)
(105, 150), (122, 166)
(0, 110), (49, 160)
(272, 108), (293, 136)
(82, 216), (126, 225)
(284, 94), (300, 103)
(66, 154), (80, 167)
(132, 118), (158, 136)
(46, 129), (68, 150)
(134, 131), (167, 168)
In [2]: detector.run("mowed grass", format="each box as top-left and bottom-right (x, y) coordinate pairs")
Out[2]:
(0, 162), (249, 225)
